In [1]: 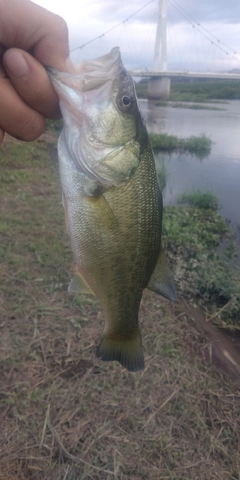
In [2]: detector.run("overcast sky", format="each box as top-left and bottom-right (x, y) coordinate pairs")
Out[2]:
(33, 0), (240, 72)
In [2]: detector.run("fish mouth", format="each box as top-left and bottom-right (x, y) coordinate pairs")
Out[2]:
(48, 47), (124, 93)
(75, 47), (123, 89)
(48, 48), (136, 187)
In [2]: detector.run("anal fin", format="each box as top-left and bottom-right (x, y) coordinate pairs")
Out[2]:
(147, 248), (177, 301)
(68, 272), (95, 295)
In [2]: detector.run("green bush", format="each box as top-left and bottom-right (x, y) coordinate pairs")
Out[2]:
(149, 132), (212, 155)
(178, 190), (218, 210)
(157, 163), (167, 190)
(163, 206), (240, 329)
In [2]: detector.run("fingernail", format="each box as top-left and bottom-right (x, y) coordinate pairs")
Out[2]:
(4, 50), (29, 78)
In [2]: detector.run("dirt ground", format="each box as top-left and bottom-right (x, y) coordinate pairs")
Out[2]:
(0, 133), (240, 480)
(182, 299), (240, 385)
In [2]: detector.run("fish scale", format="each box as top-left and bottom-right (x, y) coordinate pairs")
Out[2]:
(48, 47), (176, 372)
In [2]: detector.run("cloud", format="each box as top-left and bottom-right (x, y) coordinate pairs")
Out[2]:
(72, 0), (240, 26)
(176, 0), (240, 24)
(33, 0), (240, 71)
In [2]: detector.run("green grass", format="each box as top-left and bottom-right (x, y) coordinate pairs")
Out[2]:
(135, 79), (240, 102)
(178, 190), (219, 210)
(0, 131), (240, 479)
(163, 206), (240, 329)
(149, 132), (212, 156)
(157, 163), (167, 190)
(134, 81), (149, 98)
(170, 80), (240, 102)
(170, 102), (225, 111)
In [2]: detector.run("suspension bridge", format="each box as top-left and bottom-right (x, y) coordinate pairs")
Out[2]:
(70, 0), (240, 98)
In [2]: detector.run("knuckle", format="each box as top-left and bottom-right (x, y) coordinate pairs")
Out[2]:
(51, 14), (69, 40)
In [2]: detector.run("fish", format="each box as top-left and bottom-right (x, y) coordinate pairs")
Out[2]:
(48, 47), (176, 372)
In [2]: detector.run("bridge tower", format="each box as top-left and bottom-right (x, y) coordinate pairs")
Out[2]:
(153, 0), (167, 72)
(148, 0), (171, 99)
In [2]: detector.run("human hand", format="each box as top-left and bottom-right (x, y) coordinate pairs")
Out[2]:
(0, 0), (70, 144)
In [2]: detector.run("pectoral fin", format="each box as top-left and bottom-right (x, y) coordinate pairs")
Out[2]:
(68, 272), (95, 295)
(88, 193), (119, 231)
(147, 248), (177, 301)
(83, 180), (119, 232)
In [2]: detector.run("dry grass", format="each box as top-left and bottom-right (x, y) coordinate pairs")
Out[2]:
(0, 133), (240, 480)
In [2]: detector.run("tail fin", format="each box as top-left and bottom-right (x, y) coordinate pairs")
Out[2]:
(96, 332), (144, 372)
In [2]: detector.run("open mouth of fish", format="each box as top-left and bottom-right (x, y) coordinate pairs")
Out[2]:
(48, 47), (123, 94)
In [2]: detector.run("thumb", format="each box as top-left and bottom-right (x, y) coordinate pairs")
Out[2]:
(3, 48), (61, 119)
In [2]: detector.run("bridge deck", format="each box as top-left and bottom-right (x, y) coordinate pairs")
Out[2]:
(128, 71), (240, 80)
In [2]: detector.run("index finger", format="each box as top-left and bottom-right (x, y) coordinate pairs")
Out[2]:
(0, 0), (69, 71)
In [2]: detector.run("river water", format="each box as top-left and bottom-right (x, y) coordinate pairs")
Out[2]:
(139, 99), (240, 229)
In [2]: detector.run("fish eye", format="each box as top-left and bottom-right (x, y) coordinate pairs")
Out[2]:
(122, 96), (131, 105)
(121, 95), (134, 110)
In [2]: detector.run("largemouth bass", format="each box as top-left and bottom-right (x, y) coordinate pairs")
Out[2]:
(48, 47), (176, 372)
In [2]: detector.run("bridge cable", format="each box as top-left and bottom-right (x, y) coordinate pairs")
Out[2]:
(170, 0), (239, 56)
(169, 0), (240, 64)
(70, 0), (154, 52)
